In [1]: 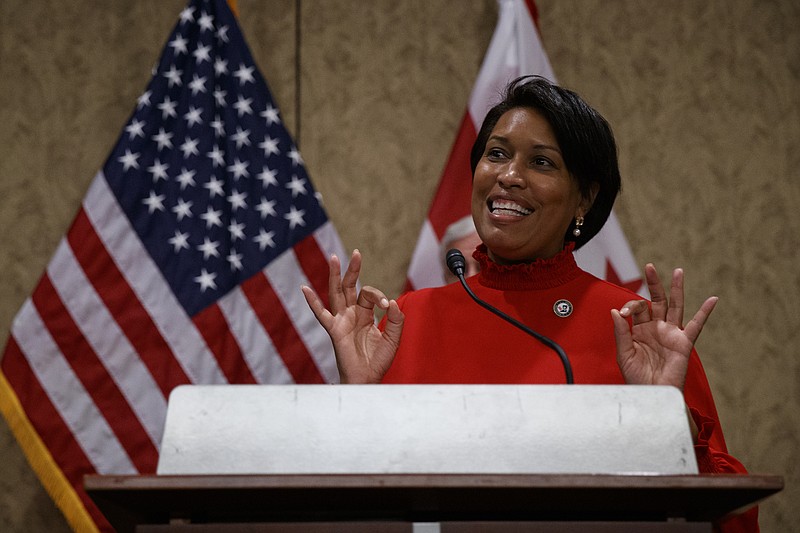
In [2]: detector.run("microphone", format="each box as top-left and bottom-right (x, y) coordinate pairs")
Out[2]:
(446, 249), (574, 384)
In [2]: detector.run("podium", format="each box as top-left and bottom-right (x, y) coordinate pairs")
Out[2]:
(85, 385), (783, 532)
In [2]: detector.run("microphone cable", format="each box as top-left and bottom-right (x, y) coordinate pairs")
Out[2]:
(446, 248), (574, 384)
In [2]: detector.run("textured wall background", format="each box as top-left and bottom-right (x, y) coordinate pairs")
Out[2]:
(1, 0), (797, 531)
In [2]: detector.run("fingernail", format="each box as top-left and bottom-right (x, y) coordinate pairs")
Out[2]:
(380, 298), (389, 308)
(620, 307), (630, 317)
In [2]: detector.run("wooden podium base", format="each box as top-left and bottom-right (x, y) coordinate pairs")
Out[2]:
(85, 473), (782, 533)
(135, 521), (711, 532)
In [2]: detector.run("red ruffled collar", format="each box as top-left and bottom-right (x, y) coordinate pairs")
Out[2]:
(473, 242), (581, 290)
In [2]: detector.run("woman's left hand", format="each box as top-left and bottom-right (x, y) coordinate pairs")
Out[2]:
(611, 263), (718, 391)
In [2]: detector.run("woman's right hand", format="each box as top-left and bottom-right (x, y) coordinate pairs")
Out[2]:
(301, 250), (404, 383)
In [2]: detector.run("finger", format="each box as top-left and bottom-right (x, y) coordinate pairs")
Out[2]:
(341, 249), (362, 307)
(645, 263), (668, 321)
(382, 300), (405, 348)
(667, 268), (685, 326)
(356, 286), (390, 311)
(683, 296), (718, 345)
(611, 309), (634, 361)
(619, 299), (650, 325)
(327, 254), (345, 313)
(301, 285), (335, 331)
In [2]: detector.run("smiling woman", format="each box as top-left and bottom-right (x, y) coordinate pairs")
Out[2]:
(471, 106), (594, 262)
(470, 76), (620, 254)
(301, 75), (758, 532)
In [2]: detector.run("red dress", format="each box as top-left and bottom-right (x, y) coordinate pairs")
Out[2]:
(382, 244), (757, 532)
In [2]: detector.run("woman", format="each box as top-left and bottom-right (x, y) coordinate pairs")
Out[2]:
(302, 76), (756, 532)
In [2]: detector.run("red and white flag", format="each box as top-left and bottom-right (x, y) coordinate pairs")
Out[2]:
(405, 0), (645, 296)
(0, 0), (344, 531)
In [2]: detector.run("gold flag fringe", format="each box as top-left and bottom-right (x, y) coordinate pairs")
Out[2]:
(0, 371), (99, 533)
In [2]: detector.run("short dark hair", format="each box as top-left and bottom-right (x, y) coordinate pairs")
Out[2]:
(470, 76), (621, 249)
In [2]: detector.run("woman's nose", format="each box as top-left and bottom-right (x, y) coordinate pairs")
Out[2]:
(497, 161), (525, 188)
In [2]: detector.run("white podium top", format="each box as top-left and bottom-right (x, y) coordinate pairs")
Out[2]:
(156, 384), (698, 476)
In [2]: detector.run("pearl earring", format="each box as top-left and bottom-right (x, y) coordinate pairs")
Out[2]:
(572, 216), (584, 237)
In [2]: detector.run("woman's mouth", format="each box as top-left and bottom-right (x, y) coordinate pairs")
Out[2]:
(488, 199), (533, 217)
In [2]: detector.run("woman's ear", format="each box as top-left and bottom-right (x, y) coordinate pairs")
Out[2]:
(579, 182), (600, 216)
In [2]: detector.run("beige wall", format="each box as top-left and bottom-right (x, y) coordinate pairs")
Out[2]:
(1, 1), (798, 530)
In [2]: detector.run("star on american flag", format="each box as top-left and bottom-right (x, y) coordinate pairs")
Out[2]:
(103, 0), (328, 315)
(1, 3), (344, 532)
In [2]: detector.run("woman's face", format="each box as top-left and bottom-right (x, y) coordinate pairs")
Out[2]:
(471, 107), (592, 264)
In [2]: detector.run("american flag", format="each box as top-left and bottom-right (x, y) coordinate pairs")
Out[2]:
(0, 0), (343, 530)
(405, 0), (645, 297)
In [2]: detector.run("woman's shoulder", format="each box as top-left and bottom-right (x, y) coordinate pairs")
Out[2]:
(575, 268), (648, 304)
(396, 279), (471, 308)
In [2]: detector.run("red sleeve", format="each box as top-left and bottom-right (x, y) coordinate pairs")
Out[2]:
(684, 352), (759, 532)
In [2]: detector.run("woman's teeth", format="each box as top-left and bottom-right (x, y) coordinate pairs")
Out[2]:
(490, 199), (532, 216)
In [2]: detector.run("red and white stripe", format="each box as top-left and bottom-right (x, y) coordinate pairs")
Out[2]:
(3, 170), (343, 487)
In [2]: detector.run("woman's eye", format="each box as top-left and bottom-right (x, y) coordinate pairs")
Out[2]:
(533, 156), (553, 167)
(486, 148), (506, 159)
